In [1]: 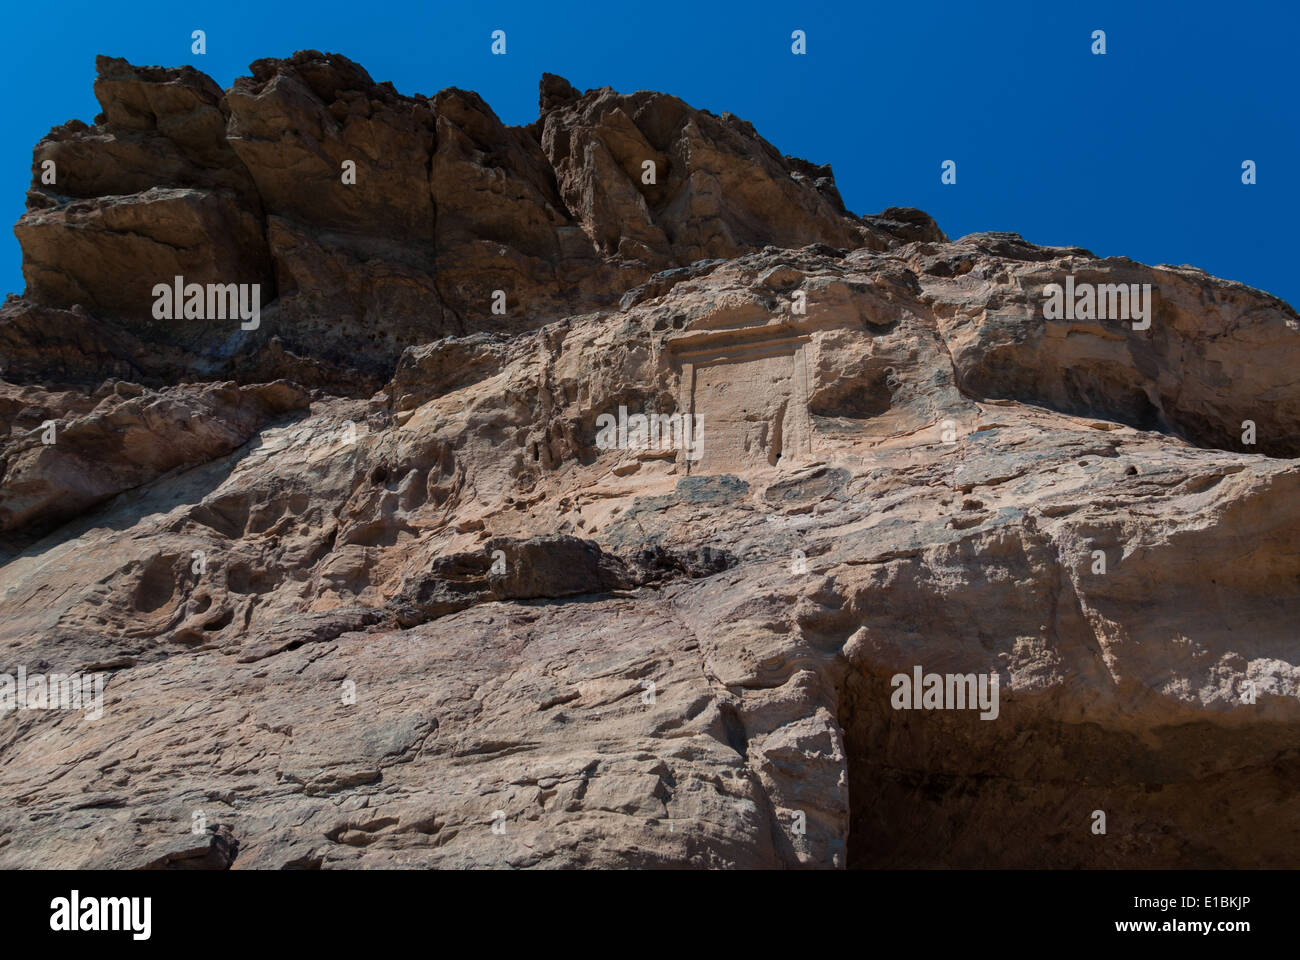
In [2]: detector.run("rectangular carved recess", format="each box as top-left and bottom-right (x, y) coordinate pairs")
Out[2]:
(671, 331), (813, 475)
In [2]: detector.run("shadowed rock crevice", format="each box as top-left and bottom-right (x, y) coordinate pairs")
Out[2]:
(839, 669), (1300, 868)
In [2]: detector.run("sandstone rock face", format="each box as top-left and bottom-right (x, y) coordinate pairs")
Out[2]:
(11, 51), (936, 394)
(2, 54), (1299, 870)
(0, 379), (307, 543)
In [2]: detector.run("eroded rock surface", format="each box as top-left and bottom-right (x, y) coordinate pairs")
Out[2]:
(8, 52), (939, 394)
(1, 54), (1299, 870)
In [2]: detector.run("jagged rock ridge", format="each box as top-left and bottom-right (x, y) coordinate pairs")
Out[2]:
(7, 51), (941, 393)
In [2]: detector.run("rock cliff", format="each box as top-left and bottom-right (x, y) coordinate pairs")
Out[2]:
(1, 52), (1298, 869)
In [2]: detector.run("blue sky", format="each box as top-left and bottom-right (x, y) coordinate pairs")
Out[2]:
(2, 0), (1296, 306)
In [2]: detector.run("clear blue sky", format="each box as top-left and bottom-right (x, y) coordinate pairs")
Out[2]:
(2, 0), (1296, 306)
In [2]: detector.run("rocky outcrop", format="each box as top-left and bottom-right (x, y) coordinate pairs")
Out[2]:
(2, 53), (1299, 870)
(390, 534), (729, 627)
(9, 52), (939, 393)
(0, 378), (307, 544)
(910, 234), (1300, 457)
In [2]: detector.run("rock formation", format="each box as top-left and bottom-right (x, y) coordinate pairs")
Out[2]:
(1, 51), (1298, 869)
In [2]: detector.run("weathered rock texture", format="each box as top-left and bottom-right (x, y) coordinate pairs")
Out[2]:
(8, 53), (940, 394)
(2, 53), (1299, 870)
